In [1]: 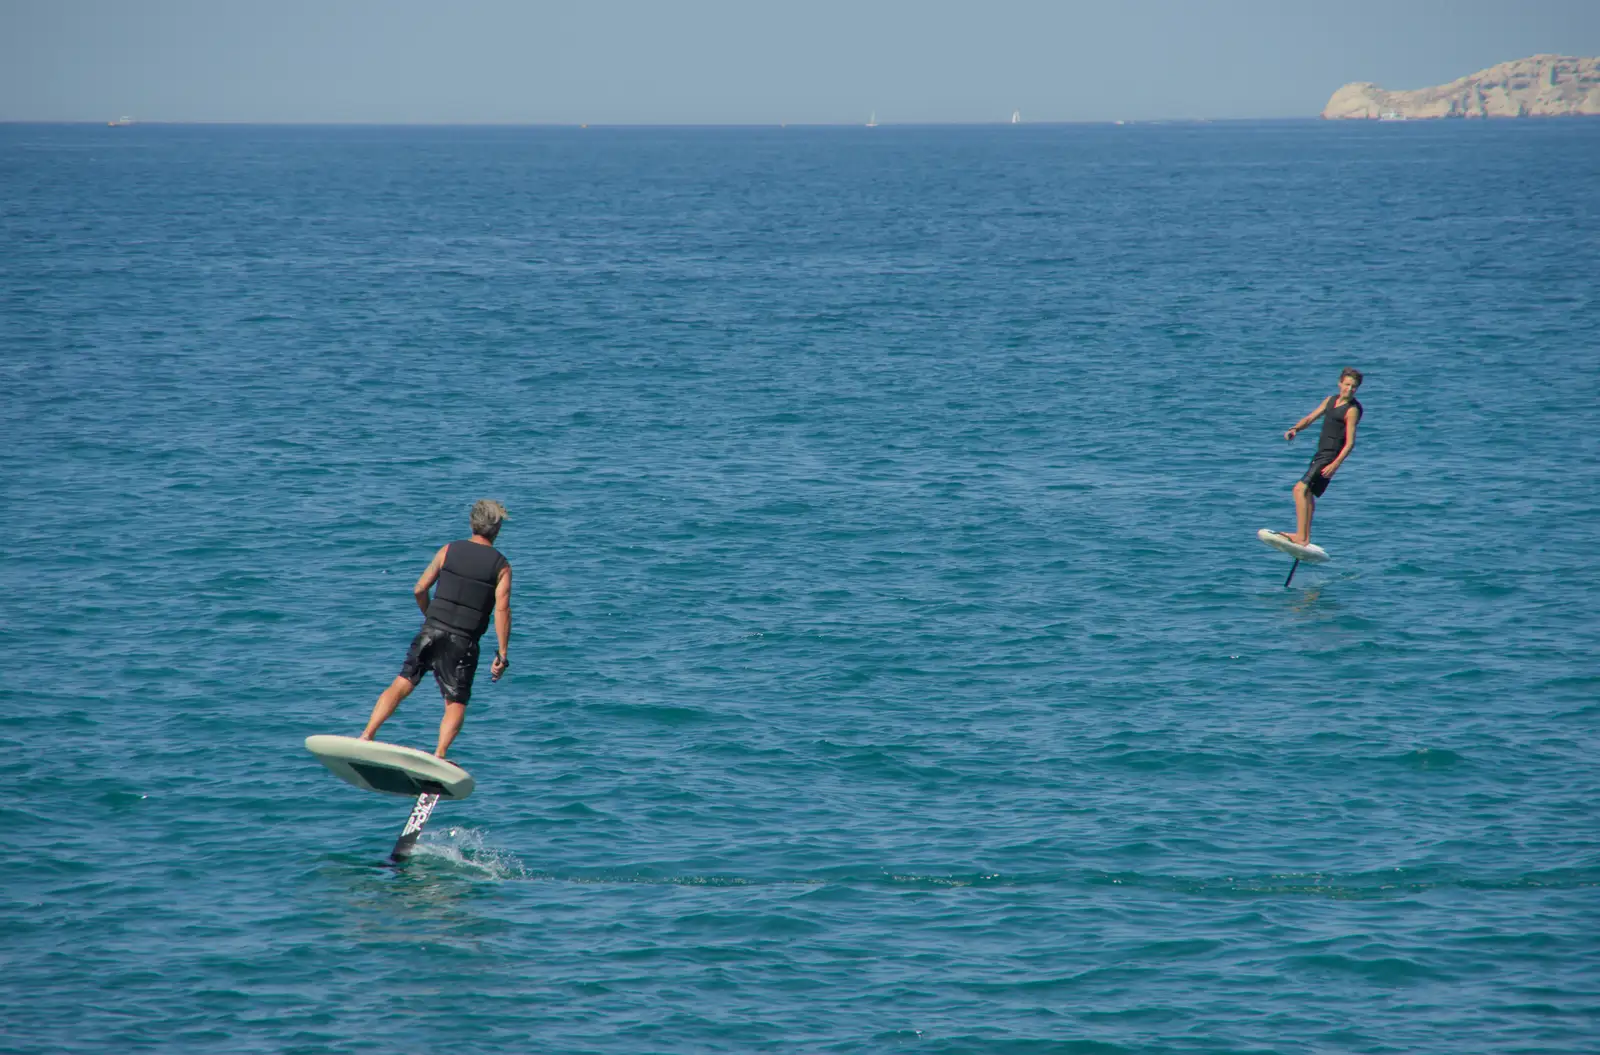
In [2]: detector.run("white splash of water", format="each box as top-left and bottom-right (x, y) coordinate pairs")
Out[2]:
(410, 826), (528, 880)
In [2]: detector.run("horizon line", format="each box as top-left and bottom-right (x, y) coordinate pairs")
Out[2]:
(5, 116), (1333, 128)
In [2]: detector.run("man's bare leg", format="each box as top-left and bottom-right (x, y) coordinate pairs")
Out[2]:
(1286, 482), (1315, 545)
(435, 702), (467, 758)
(360, 676), (417, 741)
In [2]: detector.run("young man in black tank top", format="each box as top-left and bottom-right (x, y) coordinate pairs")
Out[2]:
(358, 499), (513, 758)
(1279, 368), (1363, 546)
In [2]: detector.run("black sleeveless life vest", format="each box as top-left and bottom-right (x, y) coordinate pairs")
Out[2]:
(1315, 394), (1363, 460)
(423, 540), (507, 640)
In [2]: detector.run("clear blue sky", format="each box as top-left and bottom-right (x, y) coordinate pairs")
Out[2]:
(3, 0), (1597, 124)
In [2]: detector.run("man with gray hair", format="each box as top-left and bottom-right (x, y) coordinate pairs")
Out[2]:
(359, 499), (512, 758)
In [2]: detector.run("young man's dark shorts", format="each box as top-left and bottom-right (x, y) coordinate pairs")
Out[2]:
(399, 626), (480, 704)
(1299, 457), (1336, 498)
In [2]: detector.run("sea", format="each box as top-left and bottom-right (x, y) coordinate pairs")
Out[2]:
(2, 119), (1597, 1054)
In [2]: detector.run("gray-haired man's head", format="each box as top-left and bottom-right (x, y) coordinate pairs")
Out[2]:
(470, 499), (509, 541)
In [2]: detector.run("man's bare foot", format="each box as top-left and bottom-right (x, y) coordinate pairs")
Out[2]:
(358, 732), (374, 741)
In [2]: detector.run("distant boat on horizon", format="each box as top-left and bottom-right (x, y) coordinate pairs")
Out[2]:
(866, 111), (878, 127)
(107, 116), (134, 127)
(1011, 110), (1021, 124)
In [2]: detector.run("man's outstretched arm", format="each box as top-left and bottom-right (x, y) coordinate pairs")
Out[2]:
(1284, 397), (1331, 442)
(413, 545), (449, 615)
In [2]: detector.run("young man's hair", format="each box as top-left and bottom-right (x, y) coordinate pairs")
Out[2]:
(1340, 367), (1364, 386)
(470, 499), (509, 541)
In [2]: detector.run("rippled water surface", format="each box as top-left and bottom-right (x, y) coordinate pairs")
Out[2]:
(3, 121), (1598, 1053)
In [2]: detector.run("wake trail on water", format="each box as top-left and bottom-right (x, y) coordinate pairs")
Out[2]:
(395, 856), (1600, 897)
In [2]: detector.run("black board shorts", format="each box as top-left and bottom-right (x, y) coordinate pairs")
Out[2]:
(1299, 457), (1336, 498)
(399, 626), (480, 705)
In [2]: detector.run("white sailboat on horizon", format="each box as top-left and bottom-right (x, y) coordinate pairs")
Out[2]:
(866, 111), (878, 127)
(1011, 110), (1021, 124)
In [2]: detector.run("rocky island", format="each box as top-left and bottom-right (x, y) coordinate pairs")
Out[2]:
(1322, 54), (1600, 119)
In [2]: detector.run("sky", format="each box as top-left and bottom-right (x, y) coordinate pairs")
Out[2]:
(3, 0), (1598, 124)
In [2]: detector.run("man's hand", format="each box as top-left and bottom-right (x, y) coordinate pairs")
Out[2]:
(1320, 463), (1337, 479)
(491, 653), (509, 681)
(1284, 428), (1298, 442)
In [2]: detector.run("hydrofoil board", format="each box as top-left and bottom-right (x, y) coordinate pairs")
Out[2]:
(305, 735), (474, 862)
(1257, 529), (1329, 563)
(305, 735), (474, 799)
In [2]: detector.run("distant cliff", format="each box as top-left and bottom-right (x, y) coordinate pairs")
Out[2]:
(1322, 54), (1600, 119)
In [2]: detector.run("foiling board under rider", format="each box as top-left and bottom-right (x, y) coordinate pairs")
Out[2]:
(1257, 529), (1330, 588)
(305, 735), (474, 798)
(1257, 529), (1329, 564)
(305, 735), (474, 861)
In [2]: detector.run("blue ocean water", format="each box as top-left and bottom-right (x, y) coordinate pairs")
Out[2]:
(2, 120), (1598, 1053)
